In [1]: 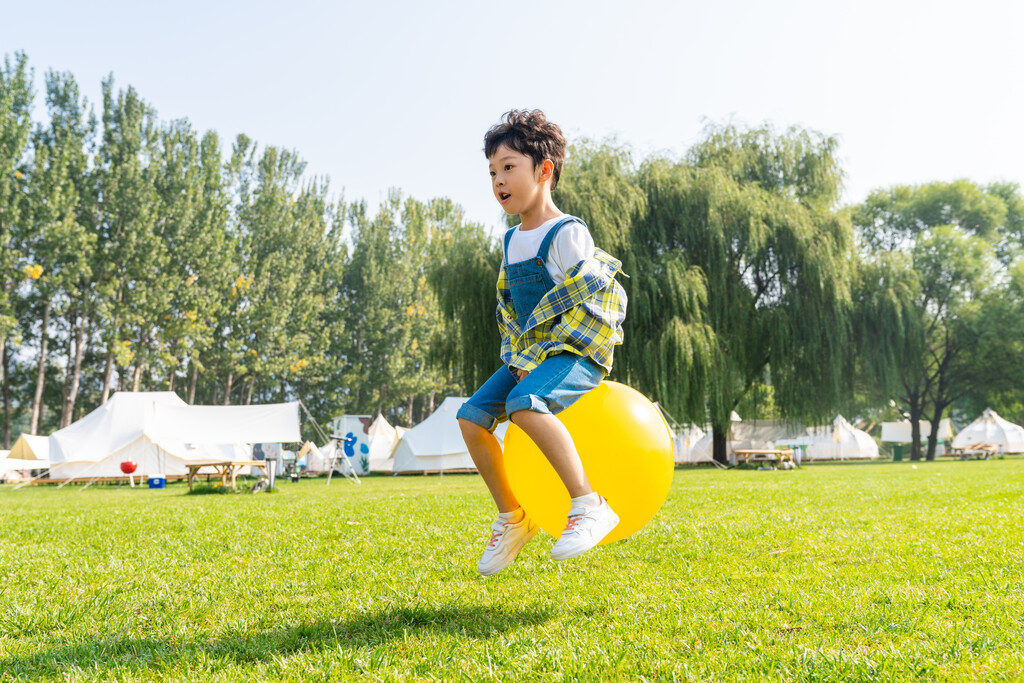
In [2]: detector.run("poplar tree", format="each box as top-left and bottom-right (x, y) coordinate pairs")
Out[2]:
(94, 77), (162, 400)
(153, 122), (234, 401)
(25, 70), (97, 432)
(0, 52), (33, 445)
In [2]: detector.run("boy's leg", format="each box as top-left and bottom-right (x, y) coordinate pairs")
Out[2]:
(458, 418), (519, 512)
(457, 366), (540, 575)
(506, 354), (619, 560)
(507, 409), (592, 498)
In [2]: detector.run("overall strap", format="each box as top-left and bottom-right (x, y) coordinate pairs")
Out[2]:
(537, 215), (583, 263)
(502, 226), (518, 265)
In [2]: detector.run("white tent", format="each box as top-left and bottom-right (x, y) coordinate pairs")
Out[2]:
(391, 397), (508, 474)
(367, 414), (405, 473)
(10, 434), (50, 463)
(880, 419), (953, 443)
(673, 425), (709, 464)
(778, 415), (880, 461)
(951, 408), (1024, 453)
(49, 392), (204, 479)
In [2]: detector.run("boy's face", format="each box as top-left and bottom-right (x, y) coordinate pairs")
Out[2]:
(488, 144), (551, 216)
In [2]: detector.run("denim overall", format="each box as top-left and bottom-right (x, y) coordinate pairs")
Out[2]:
(456, 217), (605, 432)
(503, 216), (575, 328)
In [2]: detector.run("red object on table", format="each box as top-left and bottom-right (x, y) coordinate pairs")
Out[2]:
(120, 460), (138, 474)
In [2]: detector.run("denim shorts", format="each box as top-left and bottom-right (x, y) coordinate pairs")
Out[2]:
(456, 353), (606, 432)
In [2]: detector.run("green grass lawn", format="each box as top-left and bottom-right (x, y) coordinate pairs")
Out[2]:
(2, 459), (1024, 682)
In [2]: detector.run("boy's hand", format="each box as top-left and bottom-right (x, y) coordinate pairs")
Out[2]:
(515, 368), (529, 381)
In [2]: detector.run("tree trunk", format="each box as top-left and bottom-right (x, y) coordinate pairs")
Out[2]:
(61, 308), (88, 428)
(188, 361), (198, 404)
(223, 371), (233, 406)
(101, 348), (114, 403)
(245, 376), (255, 405)
(926, 401), (950, 462)
(712, 422), (729, 466)
(29, 299), (51, 435)
(1, 338), (9, 449)
(407, 394), (414, 427)
(904, 390), (923, 461)
(428, 393), (435, 418)
(132, 359), (143, 391)
(60, 313), (74, 419)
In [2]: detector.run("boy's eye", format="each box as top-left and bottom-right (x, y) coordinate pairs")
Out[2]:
(489, 171), (496, 177)
(504, 165), (512, 171)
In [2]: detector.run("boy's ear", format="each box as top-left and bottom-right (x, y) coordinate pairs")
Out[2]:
(537, 159), (555, 183)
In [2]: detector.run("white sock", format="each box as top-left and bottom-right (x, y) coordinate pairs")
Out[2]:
(498, 507), (524, 523)
(571, 492), (601, 509)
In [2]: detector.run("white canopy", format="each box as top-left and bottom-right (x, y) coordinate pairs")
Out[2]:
(151, 402), (300, 444)
(391, 397), (508, 474)
(778, 415), (879, 461)
(951, 408), (1024, 453)
(880, 419), (953, 443)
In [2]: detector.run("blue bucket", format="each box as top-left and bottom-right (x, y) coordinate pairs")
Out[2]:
(147, 476), (166, 489)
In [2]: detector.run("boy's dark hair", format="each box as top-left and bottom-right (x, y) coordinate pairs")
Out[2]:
(484, 109), (566, 190)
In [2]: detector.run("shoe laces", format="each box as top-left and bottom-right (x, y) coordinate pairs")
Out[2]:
(562, 507), (593, 535)
(486, 520), (508, 549)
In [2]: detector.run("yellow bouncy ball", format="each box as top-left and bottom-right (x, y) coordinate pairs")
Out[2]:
(503, 381), (674, 544)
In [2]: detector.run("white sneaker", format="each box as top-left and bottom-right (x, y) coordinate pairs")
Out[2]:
(550, 497), (620, 561)
(477, 514), (539, 576)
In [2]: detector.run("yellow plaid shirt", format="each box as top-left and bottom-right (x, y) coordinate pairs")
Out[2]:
(496, 248), (627, 373)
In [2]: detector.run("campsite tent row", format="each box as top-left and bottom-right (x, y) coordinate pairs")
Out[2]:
(678, 414), (879, 464)
(318, 398), (510, 475)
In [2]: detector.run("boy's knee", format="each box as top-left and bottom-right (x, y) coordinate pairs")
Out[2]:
(458, 417), (489, 442)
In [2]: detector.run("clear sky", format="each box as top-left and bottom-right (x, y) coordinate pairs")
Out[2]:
(3, 0), (1022, 235)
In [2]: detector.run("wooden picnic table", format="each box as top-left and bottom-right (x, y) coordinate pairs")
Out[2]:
(732, 448), (794, 467)
(185, 461), (268, 491)
(952, 443), (1002, 460)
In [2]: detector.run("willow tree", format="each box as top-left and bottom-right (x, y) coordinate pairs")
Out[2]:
(636, 125), (853, 464)
(849, 252), (924, 451)
(552, 142), (657, 388)
(427, 202), (502, 395)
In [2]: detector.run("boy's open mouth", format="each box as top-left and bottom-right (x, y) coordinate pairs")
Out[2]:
(499, 192), (511, 202)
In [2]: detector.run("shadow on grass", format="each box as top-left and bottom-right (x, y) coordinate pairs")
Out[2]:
(1, 604), (552, 677)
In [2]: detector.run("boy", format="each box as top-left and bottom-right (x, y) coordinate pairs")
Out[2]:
(456, 109), (628, 576)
